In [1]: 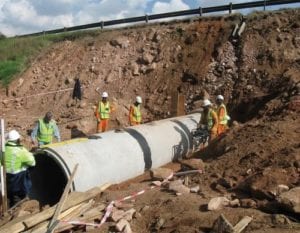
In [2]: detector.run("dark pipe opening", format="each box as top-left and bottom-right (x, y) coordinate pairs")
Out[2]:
(29, 152), (67, 206)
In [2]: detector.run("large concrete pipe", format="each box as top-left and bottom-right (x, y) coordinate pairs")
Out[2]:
(30, 112), (200, 205)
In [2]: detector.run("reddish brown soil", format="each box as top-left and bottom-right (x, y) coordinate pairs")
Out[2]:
(0, 8), (300, 233)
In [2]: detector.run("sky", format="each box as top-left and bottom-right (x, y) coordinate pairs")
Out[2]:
(0, 0), (299, 36)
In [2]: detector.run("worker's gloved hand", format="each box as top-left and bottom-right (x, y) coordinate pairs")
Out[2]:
(97, 118), (101, 123)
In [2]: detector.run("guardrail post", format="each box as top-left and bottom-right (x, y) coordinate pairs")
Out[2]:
(229, 2), (233, 14)
(199, 7), (202, 16)
(263, 0), (266, 11)
(145, 14), (149, 23)
(100, 21), (104, 29)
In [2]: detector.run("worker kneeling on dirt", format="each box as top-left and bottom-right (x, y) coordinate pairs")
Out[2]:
(216, 95), (230, 136)
(199, 99), (218, 142)
(129, 96), (142, 126)
(96, 92), (114, 133)
(3, 130), (36, 206)
(31, 112), (61, 147)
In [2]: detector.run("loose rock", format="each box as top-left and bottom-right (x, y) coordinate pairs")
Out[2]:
(150, 167), (173, 180)
(277, 187), (300, 214)
(207, 197), (230, 211)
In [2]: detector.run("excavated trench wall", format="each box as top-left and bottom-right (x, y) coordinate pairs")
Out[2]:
(30, 113), (201, 205)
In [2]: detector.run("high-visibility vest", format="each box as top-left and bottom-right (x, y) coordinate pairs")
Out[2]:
(37, 119), (55, 143)
(98, 101), (110, 119)
(132, 105), (142, 123)
(3, 142), (35, 174)
(218, 104), (229, 125)
(207, 109), (215, 130)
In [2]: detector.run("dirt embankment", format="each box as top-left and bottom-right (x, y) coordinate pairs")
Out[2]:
(0, 8), (299, 233)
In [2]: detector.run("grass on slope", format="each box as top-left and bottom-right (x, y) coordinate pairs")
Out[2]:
(0, 30), (100, 86)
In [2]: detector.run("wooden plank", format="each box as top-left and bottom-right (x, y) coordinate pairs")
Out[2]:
(233, 216), (253, 233)
(8, 197), (29, 212)
(46, 164), (79, 233)
(57, 203), (84, 220)
(60, 200), (94, 221)
(29, 203), (88, 233)
(30, 221), (49, 233)
(0, 183), (111, 233)
(177, 94), (185, 116)
(54, 204), (105, 232)
(0, 221), (26, 233)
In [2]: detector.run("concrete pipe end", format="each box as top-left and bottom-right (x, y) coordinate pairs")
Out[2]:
(30, 150), (69, 206)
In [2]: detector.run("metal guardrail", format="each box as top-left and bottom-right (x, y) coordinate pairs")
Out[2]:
(21, 0), (300, 37)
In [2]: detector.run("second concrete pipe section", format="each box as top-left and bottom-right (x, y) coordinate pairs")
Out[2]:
(30, 112), (201, 204)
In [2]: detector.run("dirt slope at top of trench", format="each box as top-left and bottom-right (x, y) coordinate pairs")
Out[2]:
(0, 15), (233, 145)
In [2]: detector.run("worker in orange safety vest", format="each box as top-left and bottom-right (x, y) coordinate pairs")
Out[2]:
(129, 96), (142, 126)
(216, 95), (230, 136)
(199, 99), (218, 142)
(95, 92), (114, 133)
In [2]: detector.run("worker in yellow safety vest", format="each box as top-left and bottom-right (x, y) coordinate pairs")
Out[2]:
(199, 99), (218, 142)
(95, 92), (114, 132)
(3, 130), (36, 206)
(216, 95), (230, 136)
(31, 112), (61, 147)
(129, 96), (142, 126)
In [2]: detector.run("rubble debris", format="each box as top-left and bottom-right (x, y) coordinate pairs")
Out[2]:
(150, 167), (173, 180)
(116, 219), (131, 232)
(168, 179), (190, 195)
(0, 184), (110, 233)
(190, 185), (200, 193)
(240, 199), (257, 209)
(211, 214), (252, 233)
(277, 187), (300, 214)
(207, 197), (230, 211)
(180, 158), (205, 171)
(111, 209), (125, 222)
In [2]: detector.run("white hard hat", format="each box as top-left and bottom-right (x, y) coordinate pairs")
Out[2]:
(203, 99), (212, 107)
(102, 92), (108, 98)
(7, 130), (20, 141)
(217, 95), (224, 100)
(136, 96), (142, 104)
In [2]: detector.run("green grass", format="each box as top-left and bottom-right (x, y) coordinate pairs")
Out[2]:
(0, 36), (52, 86)
(0, 58), (25, 86)
(0, 30), (101, 86)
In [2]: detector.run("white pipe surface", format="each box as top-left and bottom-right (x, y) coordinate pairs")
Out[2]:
(31, 113), (200, 203)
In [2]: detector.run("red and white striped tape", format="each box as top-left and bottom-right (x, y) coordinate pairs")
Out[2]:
(97, 172), (174, 227)
(60, 169), (202, 229)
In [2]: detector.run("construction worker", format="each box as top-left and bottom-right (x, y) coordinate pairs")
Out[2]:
(3, 130), (36, 206)
(216, 95), (230, 136)
(96, 92), (113, 132)
(31, 112), (61, 147)
(129, 96), (143, 126)
(199, 99), (218, 142)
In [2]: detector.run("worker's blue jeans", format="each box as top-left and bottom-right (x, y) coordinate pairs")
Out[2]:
(7, 170), (32, 206)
